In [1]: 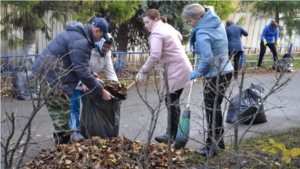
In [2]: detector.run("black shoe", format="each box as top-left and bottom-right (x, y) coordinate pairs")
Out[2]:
(53, 132), (71, 146)
(155, 134), (174, 143)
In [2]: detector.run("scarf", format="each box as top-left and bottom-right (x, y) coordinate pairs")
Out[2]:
(190, 28), (199, 51)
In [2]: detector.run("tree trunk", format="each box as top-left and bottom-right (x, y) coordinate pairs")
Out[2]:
(22, 28), (36, 54)
(275, 7), (279, 25)
(116, 22), (129, 52)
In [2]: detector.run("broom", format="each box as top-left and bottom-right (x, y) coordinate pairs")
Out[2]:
(174, 52), (197, 149)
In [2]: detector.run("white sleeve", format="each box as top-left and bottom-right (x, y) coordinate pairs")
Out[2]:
(89, 49), (105, 73)
(103, 51), (118, 81)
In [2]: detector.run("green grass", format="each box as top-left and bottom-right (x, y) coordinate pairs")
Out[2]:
(119, 79), (133, 84)
(181, 127), (300, 169)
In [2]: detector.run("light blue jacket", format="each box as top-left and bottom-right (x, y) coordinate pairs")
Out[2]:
(260, 22), (279, 44)
(190, 11), (233, 78)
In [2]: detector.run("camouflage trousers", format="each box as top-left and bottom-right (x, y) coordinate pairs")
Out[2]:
(46, 91), (72, 133)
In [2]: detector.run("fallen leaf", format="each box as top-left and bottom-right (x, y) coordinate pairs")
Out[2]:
(291, 148), (300, 157)
(274, 161), (281, 166)
(65, 160), (72, 164)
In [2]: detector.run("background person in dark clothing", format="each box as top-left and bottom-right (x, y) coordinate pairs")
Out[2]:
(226, 20), (248, 79)
(32, 17), (114, 145)
(258, 21), (280, 68)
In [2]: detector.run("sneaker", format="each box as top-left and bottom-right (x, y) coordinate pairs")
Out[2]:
(196, 142), (225, 156)
(155, 134), (174, 143)
(196, 147), (216, 156)
(70, 132), (85, 143)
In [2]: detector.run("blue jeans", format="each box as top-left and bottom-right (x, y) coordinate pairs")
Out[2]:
(69, 89), (84, 131)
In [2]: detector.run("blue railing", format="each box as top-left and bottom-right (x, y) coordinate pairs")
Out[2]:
(240, 44), (300, 68)
(0, 54), (39, 79)
(1, 45), (299, 81)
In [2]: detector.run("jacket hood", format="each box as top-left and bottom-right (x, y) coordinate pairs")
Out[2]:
(190, 11), (222, 50)
(266, 22), (278, 33)
(66, 22), (95, 48)
(194, 10), (221, 30)
(94, 33), (113, 57)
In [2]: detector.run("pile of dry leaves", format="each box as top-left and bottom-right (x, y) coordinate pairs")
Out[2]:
(21, 136), (188, 169)
(103, 81), (128, 100)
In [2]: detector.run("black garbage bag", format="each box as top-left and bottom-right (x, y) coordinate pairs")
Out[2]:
(12, 57), (38, 100)
(274, 53), (294, 73)
(226, 83), (267, 125)
(80, 93), (121, 138)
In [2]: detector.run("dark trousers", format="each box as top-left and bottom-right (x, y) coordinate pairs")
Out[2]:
(164, 88), (183, 137)
(203, 73), (232, 145)
(258, 41), (278, 67)
(229, 51), (243, 78)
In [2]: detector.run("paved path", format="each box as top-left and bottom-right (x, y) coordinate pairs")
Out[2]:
(1, 70), (300, 160)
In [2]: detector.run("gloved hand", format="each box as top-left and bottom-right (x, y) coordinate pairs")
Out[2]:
(190, 71), (198, 80)
(275, 40), (280, 46)
(263, 39), (267, 47)
(135, 69), (147, 82)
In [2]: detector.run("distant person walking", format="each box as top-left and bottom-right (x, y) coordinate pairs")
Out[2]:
(258, 21), (280, 68)
(226, 20), (248, 79)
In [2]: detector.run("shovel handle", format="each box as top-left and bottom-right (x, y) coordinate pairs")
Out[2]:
(186, 52), (198, 107)
(126, 81), (136, 91)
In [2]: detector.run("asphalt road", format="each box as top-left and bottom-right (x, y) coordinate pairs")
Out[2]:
(1, 70), (300, 162)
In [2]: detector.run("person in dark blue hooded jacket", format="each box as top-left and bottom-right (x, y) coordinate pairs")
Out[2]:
(181, 3), (233, 156)
(258, 21), (280, 68)
(226, 20), (248, 79)
(32, 17), (114, 145)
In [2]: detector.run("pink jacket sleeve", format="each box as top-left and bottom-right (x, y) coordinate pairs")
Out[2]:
(176, 30), (182, 41)
(142, 34), (163, 73)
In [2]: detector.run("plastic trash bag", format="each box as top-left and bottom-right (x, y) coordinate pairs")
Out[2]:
(274, 53), (294, 73)
(12, 57), (38, 100)
(226, 83), (267, 125)
(80, 93), (121, 138)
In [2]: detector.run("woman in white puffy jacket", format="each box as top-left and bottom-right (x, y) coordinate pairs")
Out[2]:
(69, 33), (118, 142)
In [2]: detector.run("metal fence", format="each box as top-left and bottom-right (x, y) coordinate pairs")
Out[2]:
(241, 44), (300, 68)
(1, 45), (300, 82)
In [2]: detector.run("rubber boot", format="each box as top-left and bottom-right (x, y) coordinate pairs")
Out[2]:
(53, 132), (71, 146)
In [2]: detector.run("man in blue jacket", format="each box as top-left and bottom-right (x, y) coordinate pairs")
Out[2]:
(32, 17), (114, 145)
(258, 21), (280, 68)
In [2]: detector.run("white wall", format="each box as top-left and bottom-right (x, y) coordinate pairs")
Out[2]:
(228, 12), (300, 52)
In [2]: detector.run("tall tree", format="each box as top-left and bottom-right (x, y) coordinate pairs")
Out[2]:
(242, 1), (300, 37)
(105, 0), (236, 52)
(0, 1), (140, 54)
(1, 1), (74, 54)
(93, 0), (142, 52)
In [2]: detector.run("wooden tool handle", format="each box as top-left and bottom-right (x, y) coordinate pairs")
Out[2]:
(126, 81), (136, 90)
